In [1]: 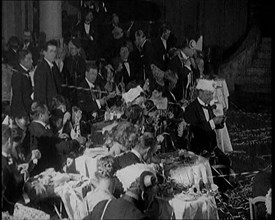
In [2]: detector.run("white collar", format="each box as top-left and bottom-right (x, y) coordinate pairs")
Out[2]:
(141, 39), (147, 48)
(184, 65), (192, 71)
(20, 64), (29, 72)
(44, 57), (54, 68)
(197, 97), (207, 107)
(160, 36), (167, 42)
(85, 77), (95, 89)
(180, 51), (189, 60)
(2, 151), (9, 158)
(33, 120), (47, 128)
(131, 148), (142, 161)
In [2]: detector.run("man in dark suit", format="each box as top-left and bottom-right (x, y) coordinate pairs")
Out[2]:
(152, 24), (172, 71)
(10, 49), (33, 118)
(27, 102), (60, 176)
(113, 44), (142, 89)
(77, 62), (108, 121)
(5, 36), (20, 68)
(168, 50), (188, 102)
(115, 132), (157, 170)
(135, 29), (155, 85)
(2, 124), (26, 215)
(184, 79), (224, 155)
(74, 9), (98, 60)
(33, 40), (62, 109)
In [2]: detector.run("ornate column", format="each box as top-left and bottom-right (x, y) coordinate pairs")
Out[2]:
(39, 1), (62, 41)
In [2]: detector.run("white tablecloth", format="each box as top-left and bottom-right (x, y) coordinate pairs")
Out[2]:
(169, 193), (219, 219)
(169, 156), (214, 188)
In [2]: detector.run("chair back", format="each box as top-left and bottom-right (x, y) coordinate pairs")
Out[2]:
(249, 196), (266, 220)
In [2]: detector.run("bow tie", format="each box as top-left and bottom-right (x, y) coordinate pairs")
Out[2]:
(123, 60), (128, 63)
(201, 104), (216, 111)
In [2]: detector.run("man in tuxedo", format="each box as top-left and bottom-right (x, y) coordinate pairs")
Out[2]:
(113, 44), (142, 89)
(135, 29), (155, 85)
(74, 9), (98, 60)
(184, 79), (224, 155)
(10, 49), (33, 118)
(5, 36), (20, 68)
(33, 40), (62, 109)
(2, 124), (26, 215)
(77, 62), (108, 121)
(152, 24), (172, 71)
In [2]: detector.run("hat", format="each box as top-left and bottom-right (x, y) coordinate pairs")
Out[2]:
(196, 79), (216, 92)
(139, 171), (157, 191)
(189, 35), (203, 51)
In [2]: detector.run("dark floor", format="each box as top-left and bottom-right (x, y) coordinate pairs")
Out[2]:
(216, 90), (272, 219)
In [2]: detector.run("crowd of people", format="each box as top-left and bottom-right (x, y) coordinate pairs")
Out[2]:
(2, 7), (240, 220)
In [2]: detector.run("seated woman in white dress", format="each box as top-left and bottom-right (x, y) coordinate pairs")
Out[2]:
(85, 155), (117, 214)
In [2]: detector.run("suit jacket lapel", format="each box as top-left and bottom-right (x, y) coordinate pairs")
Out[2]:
(195, 99), (208, 122)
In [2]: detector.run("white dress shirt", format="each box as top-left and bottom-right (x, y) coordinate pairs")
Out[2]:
(85, 78), (101, 109)
(197, 97), (215, 130)
(84, 23), (90, 34)
(123, 60), (130, 76)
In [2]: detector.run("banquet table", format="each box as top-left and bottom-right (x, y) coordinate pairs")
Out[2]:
(165, 153), (214, 188)
(158, 151), (219, 219)
(168, 193), (219, 219)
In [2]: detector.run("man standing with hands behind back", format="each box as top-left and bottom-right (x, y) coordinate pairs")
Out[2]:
(34, 40), (62, 109)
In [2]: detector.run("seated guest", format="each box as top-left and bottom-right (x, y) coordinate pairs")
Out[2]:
(115, 132), (157, 170)
(149, 83), (168, 110)
(27, 102), (59, 176)
(11, 115), (30, 163)
(62, 38), (86, 87)
(2, 124), (28, 215)
(10, 49), (34, 119)
(104, 121), (138, 156)
(51, 95), (71, 130)
(50, 108), (82, 167)
(85, 166), (156, 220)
(77, 62), (112, 121)
(85, 155), (117, 213)
(62, 105), (90, 140)
(113, 43), (142, 89)
(5, 36), (20, 68)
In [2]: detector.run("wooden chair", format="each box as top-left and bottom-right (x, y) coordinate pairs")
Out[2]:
(249, 196), (267, 220)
